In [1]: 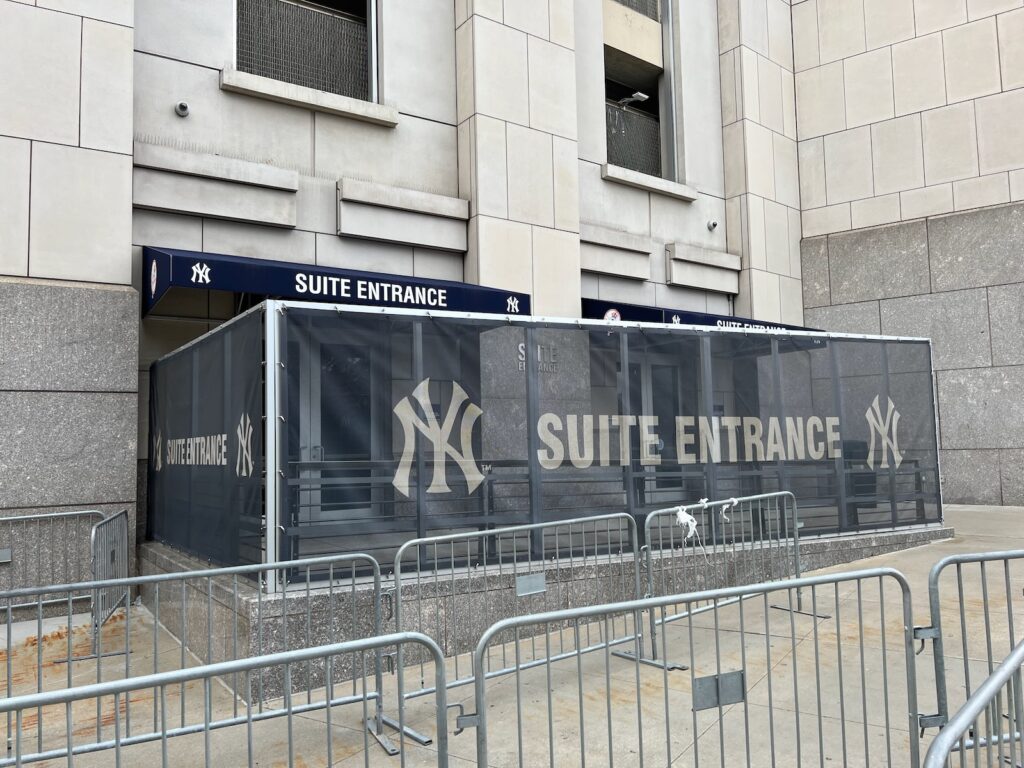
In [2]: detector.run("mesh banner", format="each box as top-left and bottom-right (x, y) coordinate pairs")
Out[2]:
(276, 306), (941, 564)
(147, 308), (264, 566)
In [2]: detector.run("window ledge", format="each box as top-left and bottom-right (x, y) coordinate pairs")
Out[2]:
(601, 163), (698, 202)
(220, 69), (399, 127)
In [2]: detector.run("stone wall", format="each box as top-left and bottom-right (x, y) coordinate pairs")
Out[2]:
(802, 201), (1024, 504)
(0, 0), (138, 568)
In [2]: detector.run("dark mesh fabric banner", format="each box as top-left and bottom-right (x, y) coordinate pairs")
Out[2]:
(147, 308), (264, 566)
(277, 305), (941, 565)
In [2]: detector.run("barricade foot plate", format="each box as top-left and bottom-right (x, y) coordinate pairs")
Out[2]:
(369, 714), (434, 750)
(611, 649), (688, 671)
(365, 720), (400, 756)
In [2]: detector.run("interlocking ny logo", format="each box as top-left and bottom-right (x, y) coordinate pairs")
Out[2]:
(153, 431), (162, 472)
(393, 378), (483, 497)
(865, 395), (903, 470)
(191, 262), (211, 284)
(506, 296), (520, 313)
(236, 413), (254, 478)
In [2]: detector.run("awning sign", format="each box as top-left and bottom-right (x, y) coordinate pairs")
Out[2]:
(142, 246), (531, 317)
(581, 298), (817, 333)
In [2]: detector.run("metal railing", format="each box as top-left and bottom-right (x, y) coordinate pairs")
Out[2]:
(90, 509), (129, 638)
(631, 492), (802, 667)
(611, 0), (660, 21)
(0, 631), (449, 768)
(923, 637), (1024, 767)
(606, 102), (662, 178)
(237, 0), (369, 100)
(0, 510), (105, 595)
(918, 550), (1024, 734)
(0, 553), (413, 756)
(391, 513), (643, 700)
(464, 567), (920, 767)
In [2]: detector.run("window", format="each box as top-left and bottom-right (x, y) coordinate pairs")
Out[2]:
(604, 53), (664, 178)
(237, 0), (376, 102)
(610, 0), (660, 22)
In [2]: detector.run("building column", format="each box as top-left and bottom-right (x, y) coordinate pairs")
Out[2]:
(0, 1), (137, 558)
(718, 0), (803, 324)
(455, 0), (582, 317)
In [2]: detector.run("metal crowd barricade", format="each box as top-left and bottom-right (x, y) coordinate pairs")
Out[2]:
(629, 491), (803, 667)
(0, 510), (105, 597)
(90, 509), (130, 639)
(390, 513), (643, 703)
(917, 550), (1024, 734)
(923, 636), (1024, 768)
(0, 631), (450, 768)
(463, 567), (920, 767)
(0, 553), (416, 757)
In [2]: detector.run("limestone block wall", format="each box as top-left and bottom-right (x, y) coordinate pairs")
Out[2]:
(0, 0), (138, 560)
(793, 0), (1024, 236)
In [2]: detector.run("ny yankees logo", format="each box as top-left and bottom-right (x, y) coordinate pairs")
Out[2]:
(392, 378), (483, 496)
(507, 296), (520, 313)
(865, 395), (903, 470)
(236, 413), (254, 478)
(191, 262), (212, 284)
(153, 431), (162, 472)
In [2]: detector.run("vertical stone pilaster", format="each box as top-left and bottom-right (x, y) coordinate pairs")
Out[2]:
(456, 0), (582, 317)
(718, 0), (803, 324)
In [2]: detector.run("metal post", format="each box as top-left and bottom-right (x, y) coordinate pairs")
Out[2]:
(524, 326), (544, 556)
(829, 342), (849, 532)
(700, 335), (718, 500)
(618, 330), (637, 520)
(264, 302), (281, 593)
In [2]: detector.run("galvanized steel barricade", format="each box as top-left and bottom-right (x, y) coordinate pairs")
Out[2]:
(923, 636), (1024, 768)
(916, 550), (1024, 736)
(390, 513), (644, 703)
(0, 553), (414, 757)
(90, 509), (130, 639)
(631, 491), (803, 668)
(0, 631), (450, 768)
(0, 510), (105, 598)
(463, 567), (921, 768)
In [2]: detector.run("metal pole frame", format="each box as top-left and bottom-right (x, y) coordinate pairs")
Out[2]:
(264, 302), (282, 593)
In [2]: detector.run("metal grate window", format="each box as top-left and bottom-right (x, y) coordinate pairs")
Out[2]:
(610, 0), (660, 21)
(237, 0), (369, 101)
(606, 102), (662, 178)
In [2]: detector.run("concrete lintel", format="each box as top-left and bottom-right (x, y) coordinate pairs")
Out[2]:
(339, 178), (469, 220)
(667, 242), (741, 271)
(580, 222), (652, 254)
(220, 68), (399, 127)
(601, 163), (698, 202)
(133, 142), (299, 192)
(581, 241), (651, 280)
(666, 242), (741, 293)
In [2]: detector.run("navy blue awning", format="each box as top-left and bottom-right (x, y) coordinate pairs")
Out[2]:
(581, 298), (817, 333)
(142, 247), (532, 317)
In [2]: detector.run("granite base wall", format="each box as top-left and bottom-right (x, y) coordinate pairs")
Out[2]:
(0, 279), (139, 588)
(802, 202), (1024, 506)
(140, 524), (952, 699)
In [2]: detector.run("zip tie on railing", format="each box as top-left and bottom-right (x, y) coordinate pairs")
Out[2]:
(676, 505), (711, 565)
(721, 497), (738, 523)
